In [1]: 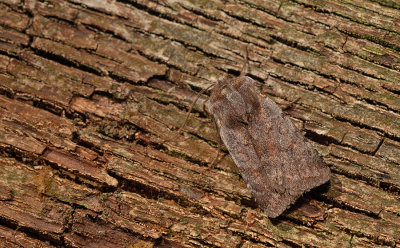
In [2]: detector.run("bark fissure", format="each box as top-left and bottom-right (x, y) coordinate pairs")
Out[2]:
(1, 0), (399, 247)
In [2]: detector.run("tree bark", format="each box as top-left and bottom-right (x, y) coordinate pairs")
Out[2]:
(0, 0), (399, 247)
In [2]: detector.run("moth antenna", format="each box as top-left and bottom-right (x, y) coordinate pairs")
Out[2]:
(240, 46), (249, 77)
(166, 83), (215, 143)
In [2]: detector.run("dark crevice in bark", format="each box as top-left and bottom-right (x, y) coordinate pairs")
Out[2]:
(90, 90), (129, 103)
(229, 229), (277, 247)
(0, 88), (88, 127)
(142, 90), (207, 118)
(107, 72), (138, 85)
(361, 97), (400, 115)
(340, 1), (394, 19)
(333, 115), (400, 143)
(145, 80), (210, 117)
(107, 170), (213, 217)
(266, 72), (348, 105)
(83, 23), (128, 44)
(0, 48), (20, 59)
(31, 98), (65, 117)
(79, 0), (252, 72)
(269, 0), (400, 53)
(326, 41), (400, 73)
(44, 193), (93, 214)
(132, 40), (202, 76)
(66, 0), (117, 18)
(164, 145), (211, 168)
(329, 219), (396, 247)
(74, 211), (156, 244)
(339, 28), (400, 53)
(369, 0), (400, 10)
(79, 135), (253, 220)
(153, 238), (186, 248)
(31, 47), (103, 76)
(304, 130), (337, 146)
(0, 0), (398, 246)
(327, 160), (400, 195)
(221, 8), (267, 29)
(43, 158), (118, 193)
(0, 211), (63, 247)
(60, 209), (75, 247)
(0, 143), (116, 194)
(317, 195), (380, 219)
(118, 0), (190, 25)
(305, 129), (386, 157)
(382, 85), (400, 97)
(240, 0), (400, 70)
(177, 2), (223, 23)
(239, 197), (259, 211)
(58, 1), (399, 122)
(0, 145), (44, 166)
(334, 61), (387, 81)
(270, 34), (321, 55)
(119, 0), (251, 61)
(187, 129), (219, 148)
(270, 55), (378, 96)
(142, 0), (275, 50)
(72, 131), (105, 157)
(45, 15), (77, 27)
(289, 0), (400, 36)
(238, 0), (297, 26)
(0, 85), (14, 99)
(221, 8), (323, 55)
(279, 239), (304, 248)
(190, 237), (223, 248)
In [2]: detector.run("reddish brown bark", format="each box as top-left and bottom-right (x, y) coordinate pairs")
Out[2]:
(0, 0), (399, 247)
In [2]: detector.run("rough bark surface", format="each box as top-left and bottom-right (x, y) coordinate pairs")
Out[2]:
(0, 0), (399, 247)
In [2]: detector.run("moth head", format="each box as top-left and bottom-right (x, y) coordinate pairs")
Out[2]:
(175, 47), (255, 134)
(207, 76), (262, 129)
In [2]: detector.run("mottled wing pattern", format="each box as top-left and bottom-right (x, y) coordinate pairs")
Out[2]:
(208, 76), (330, 218)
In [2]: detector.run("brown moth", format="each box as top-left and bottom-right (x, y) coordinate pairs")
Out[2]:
(206, 68), (330, 218)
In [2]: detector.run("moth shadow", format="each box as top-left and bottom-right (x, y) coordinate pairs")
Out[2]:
(270, 179), (338, 223)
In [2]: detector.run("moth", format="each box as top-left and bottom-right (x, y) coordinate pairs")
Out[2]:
(206, 64), (330, 218)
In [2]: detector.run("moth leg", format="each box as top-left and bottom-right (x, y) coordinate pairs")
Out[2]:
(282, 97), (301, 111)
(202, 104), (214, 126)
(203, 99), (210, 117)
(210, 146), (221, 168)
(165, 84), (214, 144)
(209, 117), (224, 168)
(240, 46), (249, 77)
(185, 99), (213, 136)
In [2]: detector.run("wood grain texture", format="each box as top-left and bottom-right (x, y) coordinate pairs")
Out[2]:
(0, 0), (399, 247)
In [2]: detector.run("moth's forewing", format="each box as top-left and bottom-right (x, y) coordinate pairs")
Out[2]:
(208, 76), (330, 218)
